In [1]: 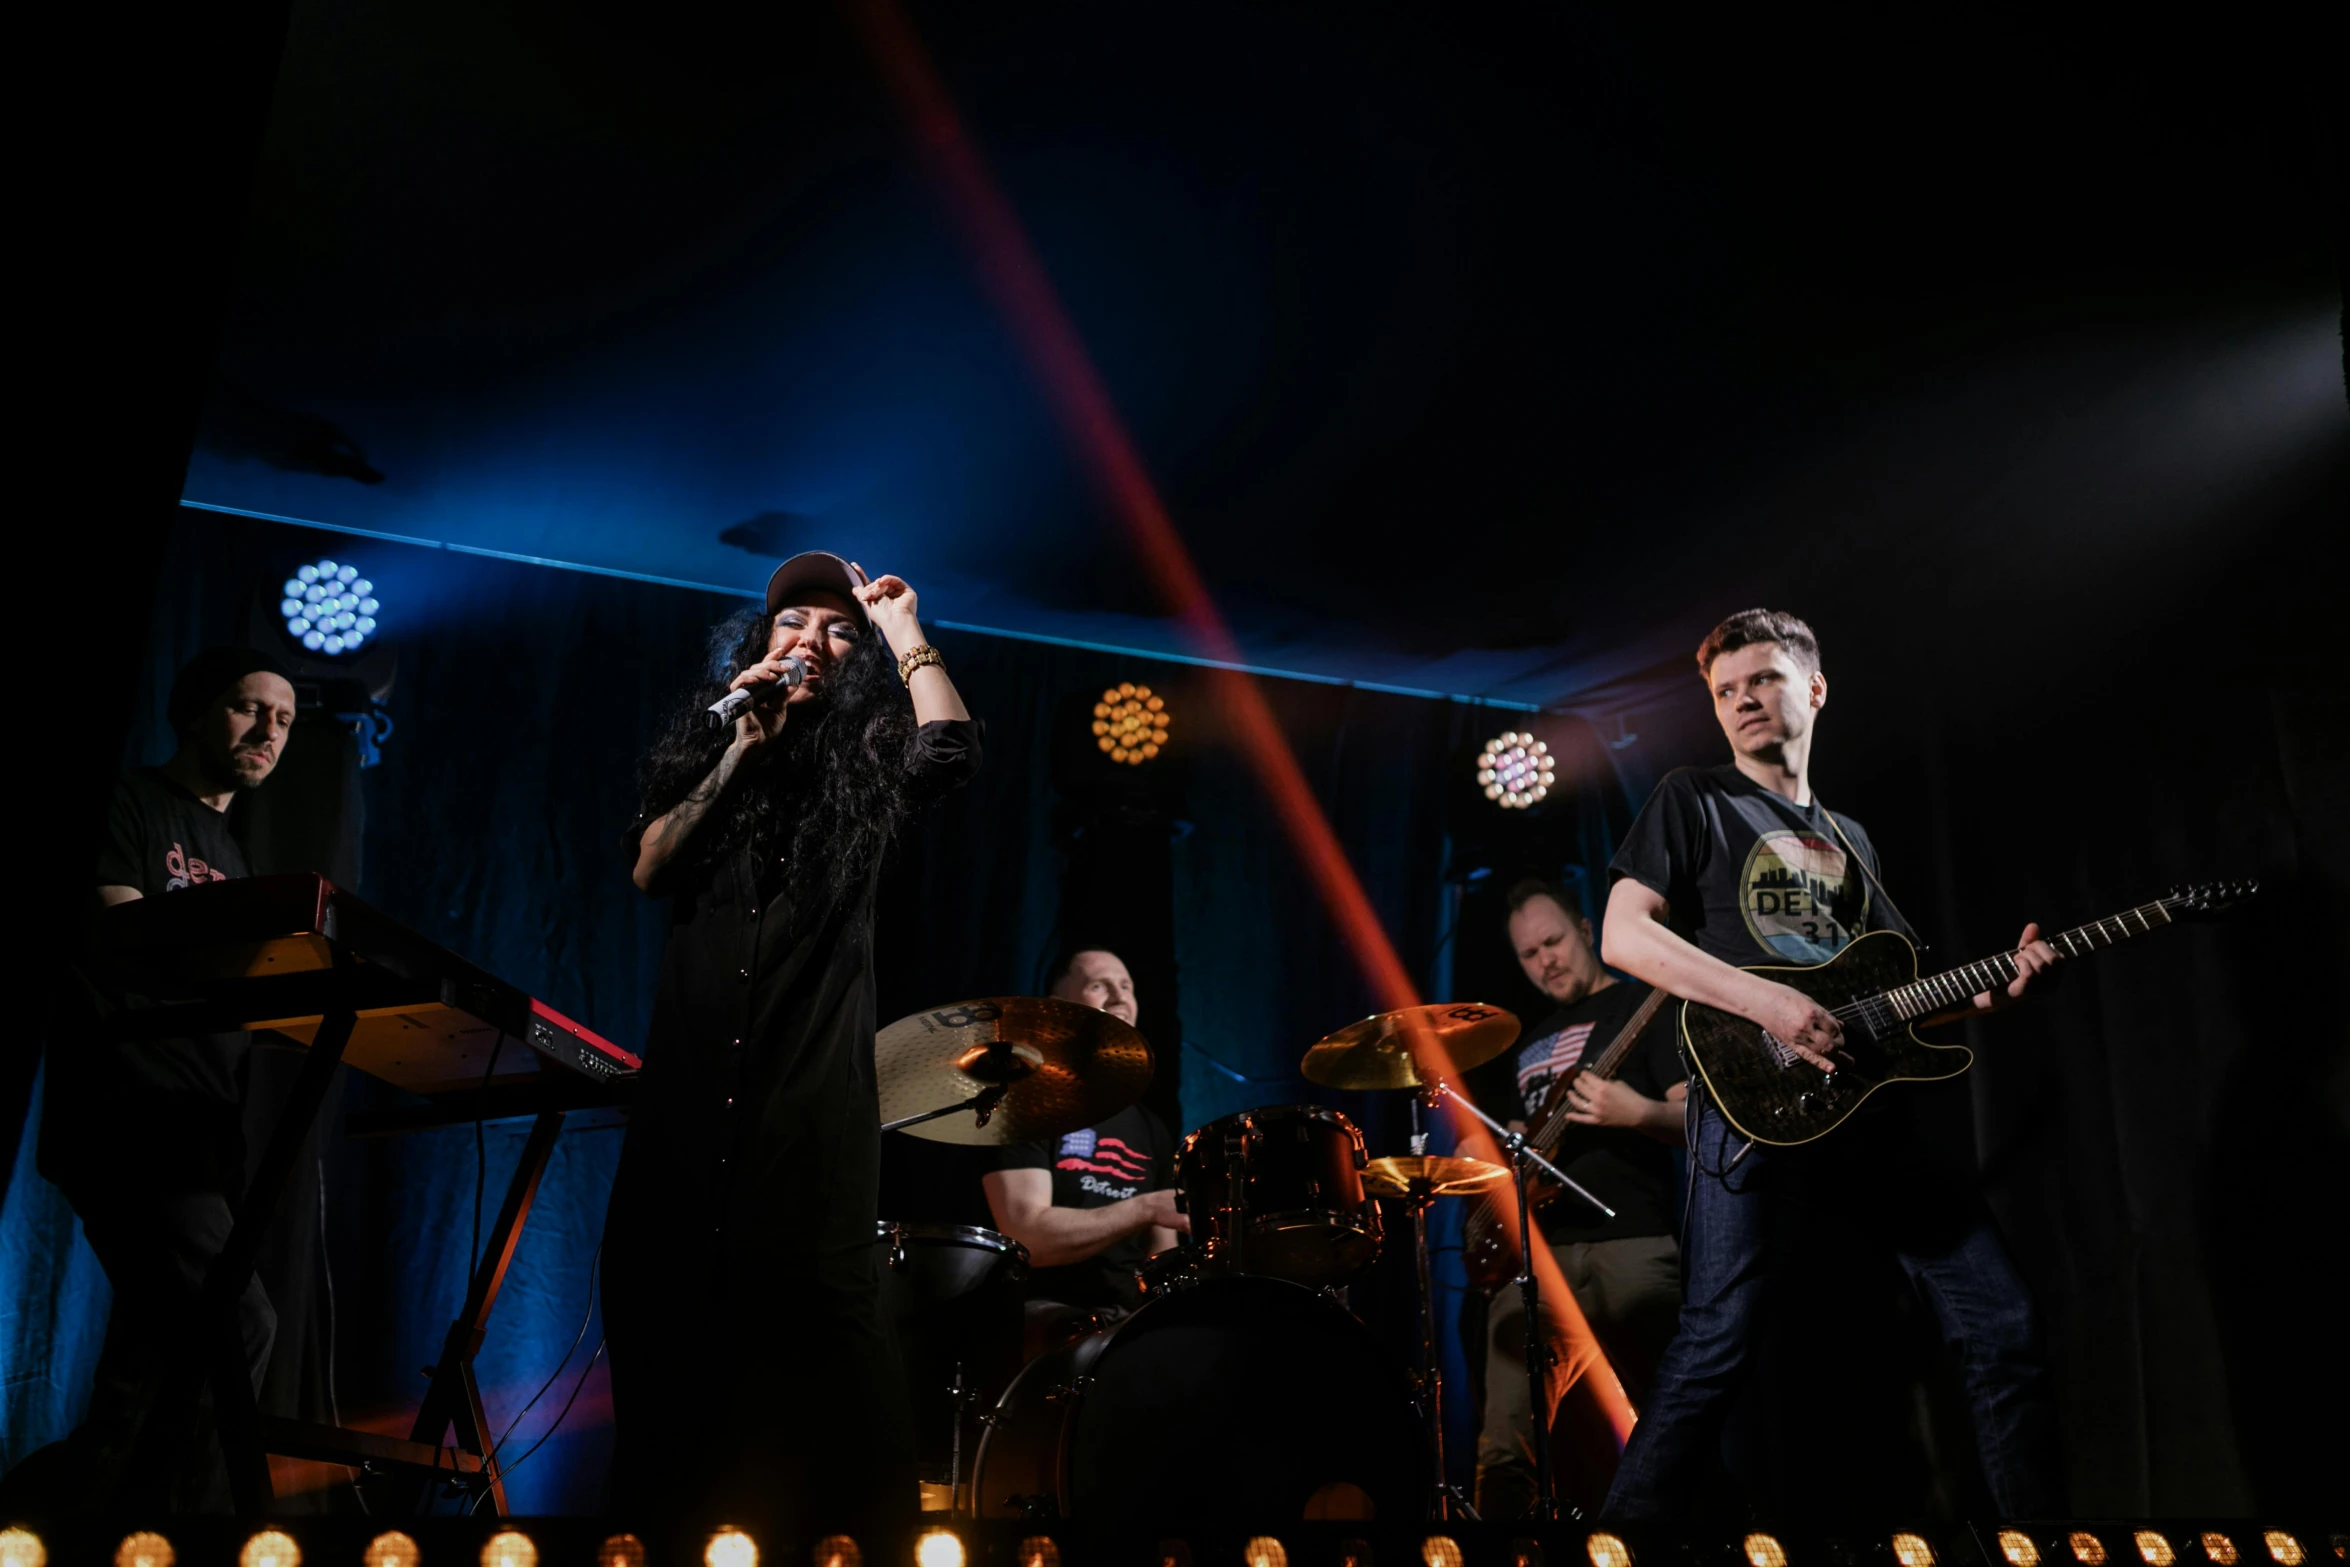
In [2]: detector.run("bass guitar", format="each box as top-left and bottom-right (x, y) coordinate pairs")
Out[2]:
(1682, 881), (2255, 1148)
(1460, 984), (1674, 1290)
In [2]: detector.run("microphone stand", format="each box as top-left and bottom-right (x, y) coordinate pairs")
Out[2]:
(1425, 1077), (1612, 1521)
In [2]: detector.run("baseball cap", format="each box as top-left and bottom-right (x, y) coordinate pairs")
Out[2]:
(763, 551), (872, 627)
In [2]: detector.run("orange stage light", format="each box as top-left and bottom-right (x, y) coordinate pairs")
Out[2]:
(707, 1530), (760, 1567)
(1892, 1536), (1936, 1567)
(116, 1534), (175, 1567)
(851, 0), (1632, 1445)
(482, 1530), (539, 1567)
(239, 1532), (301, 1567)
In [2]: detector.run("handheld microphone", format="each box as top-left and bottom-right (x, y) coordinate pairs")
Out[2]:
(706, 655), (809, 728)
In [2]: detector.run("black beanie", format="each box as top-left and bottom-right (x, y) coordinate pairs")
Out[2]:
(165, 646), (295, 734)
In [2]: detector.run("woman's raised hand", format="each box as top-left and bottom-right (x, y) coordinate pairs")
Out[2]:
(851, 569), (923, 653)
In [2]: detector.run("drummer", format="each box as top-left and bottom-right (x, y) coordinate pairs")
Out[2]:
(1469, 879), (1688, 1520)
(979, 946), (1188, 1352)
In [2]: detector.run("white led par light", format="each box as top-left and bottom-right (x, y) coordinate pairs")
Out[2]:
(280, 558), (379, 655)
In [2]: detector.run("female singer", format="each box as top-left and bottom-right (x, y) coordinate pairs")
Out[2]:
(603, 552), (977, 1544)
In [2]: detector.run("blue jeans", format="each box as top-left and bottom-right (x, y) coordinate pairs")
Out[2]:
(1605, 1093), (2062, 1519)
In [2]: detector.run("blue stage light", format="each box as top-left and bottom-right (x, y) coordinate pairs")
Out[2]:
(285, 556), (378, 653)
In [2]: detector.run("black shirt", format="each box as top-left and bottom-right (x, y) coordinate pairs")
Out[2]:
(1609, 764), (1904, 969)
(600, 717), (979, 1523)
(985, 1101), (1175, 1311)
(42, 769), (256, 1192)
(1470, 981), (1683, 1243)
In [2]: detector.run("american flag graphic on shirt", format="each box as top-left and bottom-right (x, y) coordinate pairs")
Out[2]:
(1514, 1021), (1597, 1116)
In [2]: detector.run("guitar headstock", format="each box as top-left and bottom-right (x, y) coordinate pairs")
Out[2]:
(2161, 880), (2258, 920)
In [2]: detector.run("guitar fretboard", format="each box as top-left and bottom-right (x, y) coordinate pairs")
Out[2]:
(1874, 900), (2175, 1022)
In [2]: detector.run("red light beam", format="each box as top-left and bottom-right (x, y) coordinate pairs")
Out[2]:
(852, 0), (1633, 1446)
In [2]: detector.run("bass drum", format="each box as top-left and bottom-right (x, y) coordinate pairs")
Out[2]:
(972, 1275), (1423, 1523)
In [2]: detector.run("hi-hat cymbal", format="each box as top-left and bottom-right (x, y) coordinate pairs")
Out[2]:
(875, 996), (1152, 1146)
(1299, 1002), (1520, 1090)
(1362, 1155), (1511, 1199)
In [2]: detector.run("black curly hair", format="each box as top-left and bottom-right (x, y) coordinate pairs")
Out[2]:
(636, 605), (918, 914)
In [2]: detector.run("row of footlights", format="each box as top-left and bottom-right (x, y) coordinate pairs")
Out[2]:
(0, 1526), (2330, 1567)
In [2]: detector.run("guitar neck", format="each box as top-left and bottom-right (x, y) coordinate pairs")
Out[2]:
(1881, 900), (2175, 1021)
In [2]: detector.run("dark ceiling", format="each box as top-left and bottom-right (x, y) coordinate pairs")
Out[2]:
(188, 0), (2345, 710)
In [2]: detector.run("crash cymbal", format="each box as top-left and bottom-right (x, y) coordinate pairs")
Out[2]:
(1299, 1002), (1520, 1090)
(1362, 1155), (1512, 1199)
(875, 996), (1153, 1146)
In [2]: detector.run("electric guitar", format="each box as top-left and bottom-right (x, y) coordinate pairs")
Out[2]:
(1460, 984), (1674, 1290)
(1681, 881), (2256, 1148)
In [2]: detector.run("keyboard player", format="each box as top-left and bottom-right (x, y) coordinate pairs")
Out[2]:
(22, 647), (296, 1511)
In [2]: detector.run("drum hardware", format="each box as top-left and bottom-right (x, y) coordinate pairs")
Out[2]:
(1420, 1076), (1613, 1522)
(1365, 1109), (1510, 1522)
(881, 1076), (1013, 1136)
(945, 1360), (973, 1515)
(875, 996), (1153, 1145)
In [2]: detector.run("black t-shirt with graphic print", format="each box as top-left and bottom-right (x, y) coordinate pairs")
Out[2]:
(41, 769), (255, 1192)
(985, 1102), (1175, 1311)
(1468, 980), (1683, 1244)
(1609, 764), (1909, 969)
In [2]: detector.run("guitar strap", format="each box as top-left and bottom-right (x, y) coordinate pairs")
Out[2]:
(1816, 796), (1927, 952)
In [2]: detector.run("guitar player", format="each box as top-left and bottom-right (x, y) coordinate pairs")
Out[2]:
(1468, 880), (1686, 1520)
(1599, 608), (2063, 1519)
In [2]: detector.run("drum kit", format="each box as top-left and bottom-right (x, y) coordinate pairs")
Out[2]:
(872, 994), (1612, 1524)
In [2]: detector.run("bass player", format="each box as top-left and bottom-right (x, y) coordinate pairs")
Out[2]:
(1599, 608), (2062, 1518)
(1468, 880), (1686, 1520)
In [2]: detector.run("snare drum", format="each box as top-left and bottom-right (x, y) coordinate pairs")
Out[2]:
(872, 1221), (1029, 1485)
(1175, 1104), (1380, 1287)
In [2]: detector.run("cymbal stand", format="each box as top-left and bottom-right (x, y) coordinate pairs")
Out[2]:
(1402, 1098), (1478, 1521)
(947, 1359), (975, 1516)
(1425, 1078), (1612, 1521)
(881, 1080), (1011, 1135)
(1394, 1170), (1470, 1521)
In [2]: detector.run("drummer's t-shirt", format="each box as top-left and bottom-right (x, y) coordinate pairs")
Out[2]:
(985, 1102), (1175, 1311)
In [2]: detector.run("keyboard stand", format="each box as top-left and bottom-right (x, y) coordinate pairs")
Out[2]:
(97, 874), (637, 1515)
